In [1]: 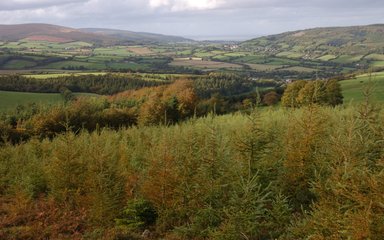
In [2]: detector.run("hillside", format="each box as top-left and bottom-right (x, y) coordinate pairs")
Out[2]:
(0, 23), (192, 45)
(0, 23), (116, 44)
(0, 23), (384, 77)
(241, 24), (384, 64)
(81, 28), (193, 44)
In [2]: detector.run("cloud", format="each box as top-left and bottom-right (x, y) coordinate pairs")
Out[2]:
(0, 0), (383, 39)
(0, 0), (87, 11)
(149, 0), (224, 11)
(149, 0), (169, 8)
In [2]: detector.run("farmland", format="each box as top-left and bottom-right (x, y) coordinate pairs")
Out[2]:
(2, 25), (384, 80)
(0, 90), (63, 110)
(170, 58), (243, 70)
(340, 71), (384, 103)
(0, 91), (100, 111)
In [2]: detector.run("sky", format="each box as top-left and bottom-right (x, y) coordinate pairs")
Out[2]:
(0, 0), (383, 40)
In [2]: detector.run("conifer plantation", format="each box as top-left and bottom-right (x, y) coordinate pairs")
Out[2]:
(1, 99), (383, 239)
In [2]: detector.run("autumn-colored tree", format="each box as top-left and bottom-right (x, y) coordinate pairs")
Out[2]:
(282, 79), (343, 107)
(262, 91), (280, 106)
(281, 80), (307, 107)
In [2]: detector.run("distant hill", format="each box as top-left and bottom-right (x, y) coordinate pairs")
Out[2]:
(0, 23), (116, 44)
(0, 23), (193, 45)
(81, 28), (193, 44)
(242, 24), (384, 60)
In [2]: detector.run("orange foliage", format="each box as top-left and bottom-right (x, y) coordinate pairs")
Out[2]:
(0, 192), (87, 239)
(140, 142), (180, 209)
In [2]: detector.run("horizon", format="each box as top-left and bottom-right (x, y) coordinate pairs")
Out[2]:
(2, 22), (383, 42)
(1, 0), (383, 40)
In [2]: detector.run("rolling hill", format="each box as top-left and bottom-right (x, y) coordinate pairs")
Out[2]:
(0, 23), (192, 45)
(0, 23), (116, 44)
(241, 24), (384, 64)
(81, 28), (193, 44)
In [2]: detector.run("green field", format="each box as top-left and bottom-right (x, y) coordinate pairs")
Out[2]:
(332, 55), (364, 64)
(22, 72), (107, 79)
(317, 54), (337, 61)
(282, 66), (316, 72)
(372, 61), (384, 67)
(340, 71), (384, 103)
(1, 26), (381, 78)
(3, 59), (37, 69)
(0, 91), (63, 110)
(0, 91), (98, 111)
(364, 53), (384, 61)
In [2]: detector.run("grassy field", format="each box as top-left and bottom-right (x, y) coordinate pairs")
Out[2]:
(3, 59), (37, 69)
(340, 71), (384, 103)
(282, 66), (316, 72)
(22, 72), (107, 79)
(0, 36), (375, 78)
(276, 51), (304, 59)
(332, 55), (364, 64)
(127, 46), (154, 56)
(317, 54), (337, 61)
(170, 58), (243, 69)
(0, 91), (63, 110)
(364, 53), (384, 61)
(246, 63), (283, 71)
(0, 91), (99, 111)
(372, 61), (384, 68)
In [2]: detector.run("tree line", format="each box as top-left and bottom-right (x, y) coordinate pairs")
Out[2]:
(0, 75), (345, 143)
(0, 74), (169, 95)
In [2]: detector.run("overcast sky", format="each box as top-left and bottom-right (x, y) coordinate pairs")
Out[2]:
(0, 0), (383, 40)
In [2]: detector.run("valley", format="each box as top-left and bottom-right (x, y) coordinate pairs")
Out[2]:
(1, 22), (384, 239)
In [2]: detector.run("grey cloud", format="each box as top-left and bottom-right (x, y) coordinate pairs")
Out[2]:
(0, 0), (383, 39)
(0, 0), (88, 11)
(220, 0), (384, 9)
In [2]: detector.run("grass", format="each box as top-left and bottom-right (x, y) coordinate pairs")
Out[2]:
(340, 71), (384, 103)
(22, 72), (107, 79)
(332, 55), (364, 64)
(282, 66), (316, 72)
(276, 51), (304, 59)
(371, 61), (384, 68)
(246, 63), (283, 71)
(364, 54), (384, 61)
(0, 91), (63, 111)
(93, 47), (133, 57)
(317, 54), (337, 61)
(106, 62), (146, 70)
(3, 60), (37, 69)
(43, 60), (107, 70)
(0, 38), (366, 76)
(170, 58), (243, 69)
(127, 46), (154, 56)
(0, 91), (99, 111)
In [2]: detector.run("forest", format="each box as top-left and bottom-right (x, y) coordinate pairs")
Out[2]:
(1, 69), (381, 240)
(1, 99), (383, 239)
(0, 72), (345, 145)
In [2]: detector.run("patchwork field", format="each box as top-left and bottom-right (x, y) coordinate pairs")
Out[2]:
(170, 58), (243, 69)
(340, 71), (384, 103)
(246, 63), (283, 71)
(127, 46), (154, 55)
(22, 72), (107, 79)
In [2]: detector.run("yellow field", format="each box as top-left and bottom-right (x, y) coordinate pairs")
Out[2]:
(246, 63), (283, 71)
(127, 46), (154, 55)
(170, 59), (242, 69)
